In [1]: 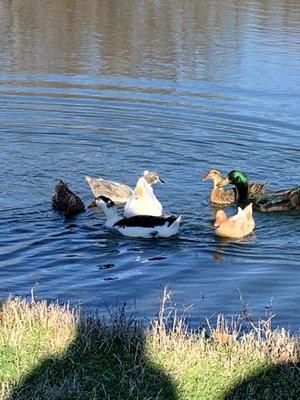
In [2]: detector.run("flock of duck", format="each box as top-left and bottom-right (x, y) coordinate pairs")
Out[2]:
(52, 169), (300, 239)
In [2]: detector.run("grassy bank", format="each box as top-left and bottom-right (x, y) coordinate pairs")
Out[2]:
(0, 292), (299, 400)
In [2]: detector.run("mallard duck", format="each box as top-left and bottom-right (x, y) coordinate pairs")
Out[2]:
(202, 169), (267, 205)
(52, 180), (85, 217)
(123, 175), (163, 218)
(214, 203), (255, 238)
(217, 170), (300, 212)
(95, 196), (181, 238)
(86, 170), (164, 204)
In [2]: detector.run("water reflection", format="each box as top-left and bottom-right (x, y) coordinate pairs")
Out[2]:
(0, 0), (299, 84)
(212, 232), (257, 263)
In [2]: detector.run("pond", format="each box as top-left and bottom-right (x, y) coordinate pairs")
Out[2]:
(0, 0), (299, 329)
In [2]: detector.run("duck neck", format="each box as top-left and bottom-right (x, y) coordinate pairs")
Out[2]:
(134, 177), (153, 198)
(102, 207), (120, 227)
(213, 175), (223, 189)
(235, 182), (249, 207)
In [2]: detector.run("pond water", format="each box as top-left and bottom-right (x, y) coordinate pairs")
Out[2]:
(0, 0), (299, 329)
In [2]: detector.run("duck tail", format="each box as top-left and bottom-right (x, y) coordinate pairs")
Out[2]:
(175, 215), (182, 225)
(163, 215), (181, 229)
(243, 203), (253, 221)
(249, 182), (267, 197)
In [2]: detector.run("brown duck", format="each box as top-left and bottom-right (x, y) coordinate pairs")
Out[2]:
(52, 180), (85, 218)
(202, 169), (267, 205)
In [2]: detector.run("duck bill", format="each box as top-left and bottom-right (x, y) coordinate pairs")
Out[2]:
(88, 200), (97, 208)
(202, 172), (211, 181)
(217, 177), (231, 188)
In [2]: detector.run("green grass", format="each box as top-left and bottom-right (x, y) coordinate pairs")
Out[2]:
(0, 291), (299, 400)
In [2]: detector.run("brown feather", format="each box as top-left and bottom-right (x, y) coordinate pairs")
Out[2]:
(211, 188), (236, 205)
(248, 182), (267, 197)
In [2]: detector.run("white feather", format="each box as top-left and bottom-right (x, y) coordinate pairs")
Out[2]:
(124, 177), (163, 218)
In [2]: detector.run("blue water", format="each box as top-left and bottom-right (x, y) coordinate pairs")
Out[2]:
(0, 0), (299, 329)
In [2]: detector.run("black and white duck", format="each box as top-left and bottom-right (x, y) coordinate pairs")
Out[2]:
(94, 196), (181, 238)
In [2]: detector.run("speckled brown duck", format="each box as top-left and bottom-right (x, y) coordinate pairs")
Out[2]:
(202, 169), (267, 205)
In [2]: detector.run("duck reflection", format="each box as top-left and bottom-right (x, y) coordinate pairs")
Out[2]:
(213, 231), (257, 263)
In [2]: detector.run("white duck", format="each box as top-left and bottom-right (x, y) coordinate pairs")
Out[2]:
(95, 196), (181, 238)
(124, 175), (163, 218)
(214, 203), (255, 238)
(86, 170), (164, 204)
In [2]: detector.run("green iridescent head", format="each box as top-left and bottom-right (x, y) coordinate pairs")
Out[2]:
(227, 170), (249, 185)
(217, 170), (249, 188)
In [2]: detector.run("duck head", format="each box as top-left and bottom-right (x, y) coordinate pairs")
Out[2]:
(95, 195), (116, 210)
(217, 170), (249, 188)
(143, 170), (165, 185)
(202, 169), (223, 187)
(217, 170), (250, 205)
(95, 196), (119, 226)
(214, 209), (228, 227)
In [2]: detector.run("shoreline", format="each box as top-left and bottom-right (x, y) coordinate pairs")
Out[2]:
(1, 291), (299, 400)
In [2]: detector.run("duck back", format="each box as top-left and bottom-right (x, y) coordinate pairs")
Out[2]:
(254, 187), (300, 212)
(85, 176), (132, 203)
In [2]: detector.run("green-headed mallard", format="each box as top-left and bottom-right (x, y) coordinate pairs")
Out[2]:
(52, 180), (85, 218)
(202, 169), (267, 205)
(217, 170), (300, 212)
(86, 170), (164, 204)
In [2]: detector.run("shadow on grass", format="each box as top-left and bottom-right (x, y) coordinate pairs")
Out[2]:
(6, 298), (300, 400)
(8, 314), (178, 400)
(222, 359), (300, 400)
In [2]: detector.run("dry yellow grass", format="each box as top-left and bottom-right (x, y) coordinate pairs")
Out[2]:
(148, 289), (299, 399)
(0, 296), (78, 398)
(0, 289), (299, 400)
